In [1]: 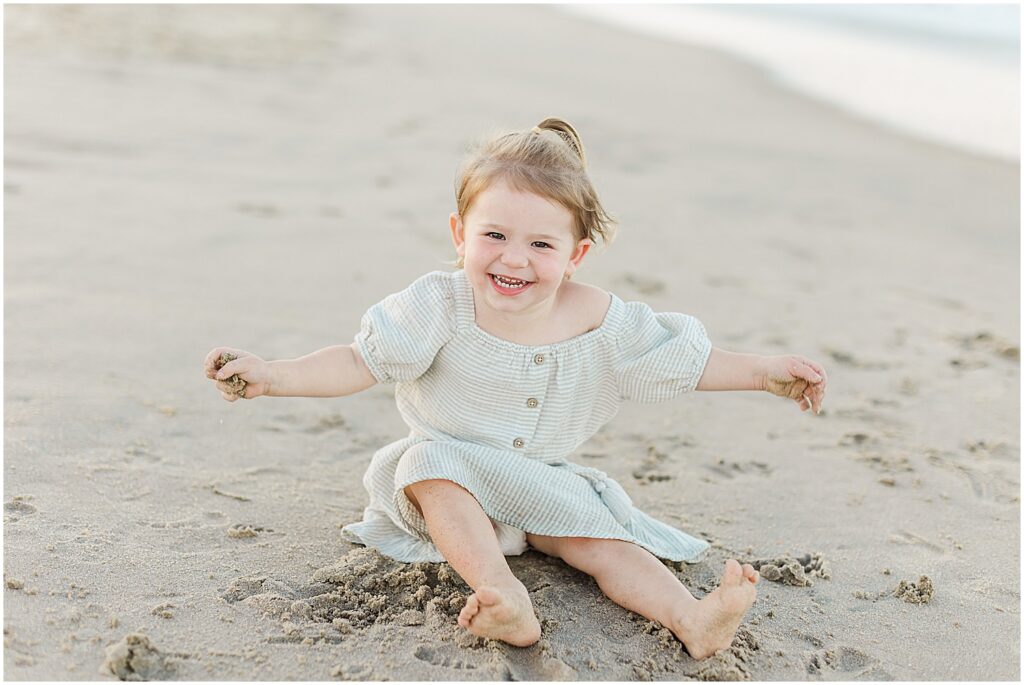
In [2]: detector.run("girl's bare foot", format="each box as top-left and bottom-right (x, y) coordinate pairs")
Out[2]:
(671, 559), (759, 660)
(457, 584), (541, 647)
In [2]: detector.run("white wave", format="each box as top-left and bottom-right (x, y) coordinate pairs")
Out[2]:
(560, 3), (1019, 161)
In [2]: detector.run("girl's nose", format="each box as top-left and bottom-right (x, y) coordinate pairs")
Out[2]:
(500, 245), (528, 268)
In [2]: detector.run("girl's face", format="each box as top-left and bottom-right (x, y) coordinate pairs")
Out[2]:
(451, 179), (591, 318)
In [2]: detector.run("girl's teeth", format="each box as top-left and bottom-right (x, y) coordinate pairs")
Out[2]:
(494, 275), (527, 288)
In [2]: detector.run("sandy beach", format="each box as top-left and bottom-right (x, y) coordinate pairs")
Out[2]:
(3, 4), (1019, 680)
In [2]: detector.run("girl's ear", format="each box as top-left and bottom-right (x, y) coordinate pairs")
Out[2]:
(449, 212), (466, 258)
(564, 238), (592, 278)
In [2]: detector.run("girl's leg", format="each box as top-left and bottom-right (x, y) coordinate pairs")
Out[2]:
(526, 534), (757, 660)
(404, 479), (541, 646)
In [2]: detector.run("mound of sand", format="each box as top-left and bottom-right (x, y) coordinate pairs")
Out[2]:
(894, 576), (935, 604)
(746, 553), (831, 587)
(99, 633), (171, 681)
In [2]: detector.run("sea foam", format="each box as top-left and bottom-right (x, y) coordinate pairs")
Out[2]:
(561, 3), (1019, 161)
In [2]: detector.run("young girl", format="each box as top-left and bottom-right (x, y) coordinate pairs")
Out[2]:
(204, 118), (827, 660)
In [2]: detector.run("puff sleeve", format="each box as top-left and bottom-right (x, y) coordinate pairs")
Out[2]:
(614, 301), (712, 402)
(354, 271), (456, 384)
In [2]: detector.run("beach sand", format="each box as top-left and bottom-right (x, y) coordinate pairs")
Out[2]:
(3, 4), (1019, 680)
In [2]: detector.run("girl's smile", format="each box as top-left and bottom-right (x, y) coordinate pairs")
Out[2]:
(488, 273), (534, 295)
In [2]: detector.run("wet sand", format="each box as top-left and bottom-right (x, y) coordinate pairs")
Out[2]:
(4, 5), (1019, 680)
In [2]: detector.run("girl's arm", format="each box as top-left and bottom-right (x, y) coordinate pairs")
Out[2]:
(205, 344), (377, 401)
(696, 348), (827, 414)
(266, 344), (377, 397)
(694, 349), (764, 392)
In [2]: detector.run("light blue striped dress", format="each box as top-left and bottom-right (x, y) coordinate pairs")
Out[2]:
(341, 270), (712, 564)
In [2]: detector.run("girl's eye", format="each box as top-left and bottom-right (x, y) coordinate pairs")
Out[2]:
(532, 242), (552, 249)
(485, 232), (505, 240)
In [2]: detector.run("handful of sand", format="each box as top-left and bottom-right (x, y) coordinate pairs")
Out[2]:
(215, 352), (248, 399)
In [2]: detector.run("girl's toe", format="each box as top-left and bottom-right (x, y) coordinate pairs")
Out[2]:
(722, 559), (743, 584)
(458, 595), (479, 624)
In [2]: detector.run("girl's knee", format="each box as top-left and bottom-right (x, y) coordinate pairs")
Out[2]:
(403, 479), (474, 516)
(528, 535), (607, 564)
(563, 536), (607, 556)
(558, 537), (633, 571)
(525, 533), (564, 559)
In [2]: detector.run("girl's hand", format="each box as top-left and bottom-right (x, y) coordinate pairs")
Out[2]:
(203, 347), (272, 402)
(757, 355), (827, 414)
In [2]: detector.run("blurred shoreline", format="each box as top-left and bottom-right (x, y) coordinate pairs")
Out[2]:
(561, 3), (1020, 161)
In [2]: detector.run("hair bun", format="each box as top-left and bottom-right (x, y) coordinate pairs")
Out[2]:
(535, 117), (586, 168)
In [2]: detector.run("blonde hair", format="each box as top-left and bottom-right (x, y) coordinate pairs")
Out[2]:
(453, 117), (616, 267)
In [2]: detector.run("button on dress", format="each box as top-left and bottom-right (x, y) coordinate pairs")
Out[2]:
(341, 270), (713, 563)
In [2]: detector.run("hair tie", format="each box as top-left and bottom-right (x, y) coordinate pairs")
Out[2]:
(531, 126), (543, 134)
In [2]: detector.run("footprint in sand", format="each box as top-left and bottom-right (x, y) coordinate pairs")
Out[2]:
(413, 645), (477, 670)
(925, 449), (1019, 503)
(226, 524), (271, 539)
(4, 496), (37, 520)
(633, 445), (673, 483)
(702, 459), (772, 480)
(304, 413), (348, 434)
(964, 440), (1018, 462)
(498, 648), (577, 681)
(950, 331), (1020, 362)
(855, 452), (914, 476)
(330, 663), (373, 680)
(806, 645), (891, 679)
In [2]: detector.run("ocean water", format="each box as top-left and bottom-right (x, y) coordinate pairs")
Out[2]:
(560, 3), (1020, 161)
